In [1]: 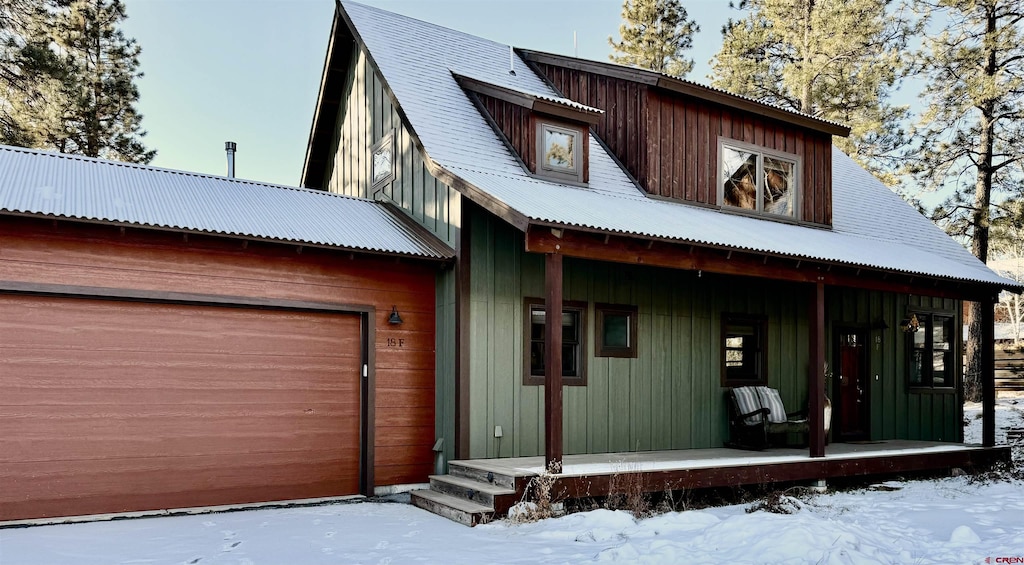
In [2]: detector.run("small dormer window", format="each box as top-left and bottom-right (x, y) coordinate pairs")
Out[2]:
(537, 122), (584, 183)
(718, 139), (799, 218)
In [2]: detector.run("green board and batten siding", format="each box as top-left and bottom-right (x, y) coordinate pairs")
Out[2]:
(468, 208), (963, 459)
(320, 47), (461, 465)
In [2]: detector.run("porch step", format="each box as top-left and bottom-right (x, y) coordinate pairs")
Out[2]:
(410, 489), (495, 527)
(428, 474), (515, 508)
(446, 461), (521, 490)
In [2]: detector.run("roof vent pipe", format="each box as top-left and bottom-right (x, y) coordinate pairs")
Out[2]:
(225, 141), (237, 178)
(508, 45), (516, 76)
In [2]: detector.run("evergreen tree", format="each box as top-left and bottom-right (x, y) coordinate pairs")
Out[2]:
(2, 0), (153, 162)
(911, 0), (1024, 399)
(709, 0), (913, 184)
(608, 0), (700, 78)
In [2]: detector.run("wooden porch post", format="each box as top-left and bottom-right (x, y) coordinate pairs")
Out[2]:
(545, 252), (564, 472)
(808, 281), (826, 457)
(981, 294), (996, 448)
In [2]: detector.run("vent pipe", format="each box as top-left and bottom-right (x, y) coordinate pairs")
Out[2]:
(225, 141), (237, 178)
(508, 45), (516, 76)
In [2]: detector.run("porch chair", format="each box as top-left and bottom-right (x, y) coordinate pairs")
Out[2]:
(725, 386), (831, 450)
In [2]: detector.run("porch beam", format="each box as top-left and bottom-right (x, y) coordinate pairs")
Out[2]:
(545, 252), (564, 472)
(981, 294), (996, 447)
(525, 227), (998, 302)
(808, 281), (826, 457)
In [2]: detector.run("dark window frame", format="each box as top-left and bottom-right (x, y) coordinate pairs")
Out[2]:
(716, 137), (801, 220)
(370, 130), (396, 189)
(595, 303), (638, 358)
(906, 310), (956, 391)
(721, 313), (768, 387)
(523, 297), (588, 386)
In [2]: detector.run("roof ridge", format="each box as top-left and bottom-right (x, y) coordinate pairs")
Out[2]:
(0, 143), (374, 204)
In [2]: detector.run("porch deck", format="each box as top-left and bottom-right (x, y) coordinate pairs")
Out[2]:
(412, 441), (1010, 525)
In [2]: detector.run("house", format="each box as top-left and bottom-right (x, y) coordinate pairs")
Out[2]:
(0, 147), (450, 522)
(0, 0), (1016, 526)
(300, 2), (1018, 524)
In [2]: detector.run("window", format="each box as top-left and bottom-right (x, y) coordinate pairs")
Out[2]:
(718, 139), (798, 218)
(536, 122), (584, 183)
(523, 298), (587, 386)
(370, 131), (395, 188)
(596, 303), (638, 358)
(721, 314), (767, 386)
(907, 312), (955, 389)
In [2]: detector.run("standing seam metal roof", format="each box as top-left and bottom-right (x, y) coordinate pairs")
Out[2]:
(0, 145), (452, 260)
(338, 0), (1016, 290)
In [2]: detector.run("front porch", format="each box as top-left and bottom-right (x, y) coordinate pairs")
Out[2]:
(411, 441), (1010, 525)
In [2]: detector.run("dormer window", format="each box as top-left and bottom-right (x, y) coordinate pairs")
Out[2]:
(452, 72), (602, 186)
(537, 122), (583, 183)
(718, 139), (799, 218)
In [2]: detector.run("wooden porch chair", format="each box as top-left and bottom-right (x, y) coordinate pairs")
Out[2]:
(725, 386), (830, 450)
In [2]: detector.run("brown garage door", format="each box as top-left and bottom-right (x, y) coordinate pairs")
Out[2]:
(0, 294), (363, 522)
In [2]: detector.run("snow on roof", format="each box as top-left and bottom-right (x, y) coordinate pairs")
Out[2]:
(339, 1), (1014, 289)
(0, 145), (452, 259)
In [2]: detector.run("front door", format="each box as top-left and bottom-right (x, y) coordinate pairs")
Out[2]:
(835, 328), (870, 441)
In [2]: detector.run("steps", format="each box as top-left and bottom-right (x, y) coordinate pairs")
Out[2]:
(410, 461), (527, 526)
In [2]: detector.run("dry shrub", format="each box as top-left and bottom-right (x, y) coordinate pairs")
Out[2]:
(746, 490), (806, 515)
(604, 461), (653, 519)
(506, 461), (561, 524)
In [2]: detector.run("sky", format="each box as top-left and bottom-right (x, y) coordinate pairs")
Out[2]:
(119, 0), (736, 187)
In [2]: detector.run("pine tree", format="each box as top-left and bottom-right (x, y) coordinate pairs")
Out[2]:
(910, 0), (1024, 399)
(608, 0), (700, 78)
(0, 0), (63, 146)
(709, 0), (914, 184)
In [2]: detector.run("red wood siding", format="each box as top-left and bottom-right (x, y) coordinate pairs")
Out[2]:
(479, 93), (535, 173)
(0, 218), (437, 520)
(535, 63), (834, 225)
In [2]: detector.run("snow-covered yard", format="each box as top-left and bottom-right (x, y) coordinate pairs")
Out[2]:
(2, 394), (1022, 565)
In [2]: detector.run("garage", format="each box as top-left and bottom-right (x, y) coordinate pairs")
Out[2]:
(0, 292), (367, 521)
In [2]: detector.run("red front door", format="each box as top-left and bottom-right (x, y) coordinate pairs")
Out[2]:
(835, 329), (870, 441)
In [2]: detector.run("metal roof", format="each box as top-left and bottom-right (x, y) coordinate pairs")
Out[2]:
(0, 145), (452, 260)
(337, 0), (1017, 291)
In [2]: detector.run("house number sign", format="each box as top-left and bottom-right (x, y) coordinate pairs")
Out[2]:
(386, 338), (406, 348)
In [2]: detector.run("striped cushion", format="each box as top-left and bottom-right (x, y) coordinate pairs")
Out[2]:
(732, 386), (764, 425)
(756, 387), (788, 423)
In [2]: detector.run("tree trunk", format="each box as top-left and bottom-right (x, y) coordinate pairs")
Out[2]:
(964, 6), (999, 402)
(799, 0), (814, 113)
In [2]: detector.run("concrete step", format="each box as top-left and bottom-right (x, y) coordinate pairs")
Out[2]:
(429, 474), (515, 508)
(410, 489), (494, 527)
(447, 461), (519, 490)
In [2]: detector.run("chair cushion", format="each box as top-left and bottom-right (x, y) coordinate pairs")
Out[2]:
(756, 387), (788, 424)
(732, 386), (763, 424)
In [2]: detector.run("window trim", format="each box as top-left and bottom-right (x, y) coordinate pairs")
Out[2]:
(595, 303), (638, 358)
(370, 130), (396, 189)
(721, 313), (768, 387)
(523, 297), (588, 386)
(906, 310), (957, 392)
(535, 121), (584, 184)
(717, 137), (801, 219)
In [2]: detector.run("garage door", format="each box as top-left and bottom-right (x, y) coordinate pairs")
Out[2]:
(0, 294), (363, 522)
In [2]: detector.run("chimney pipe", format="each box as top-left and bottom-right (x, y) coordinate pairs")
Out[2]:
(225, 141), (237, 178)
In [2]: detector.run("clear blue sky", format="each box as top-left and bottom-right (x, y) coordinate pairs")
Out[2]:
(120, 0), (735, 187)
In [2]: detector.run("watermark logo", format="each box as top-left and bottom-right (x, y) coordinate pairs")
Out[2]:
(986, 557), (1024, 564)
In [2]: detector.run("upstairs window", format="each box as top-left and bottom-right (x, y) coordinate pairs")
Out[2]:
(536, 122), (584, 184)
(906, 312), (955, 389)
(370, 131), (395, 189)
(718, 139), (798, 218)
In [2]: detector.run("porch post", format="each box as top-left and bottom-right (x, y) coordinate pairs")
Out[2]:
(808, 281), (826, 457)
(544, 252), (564, 472)
(981, 294), (996, 448)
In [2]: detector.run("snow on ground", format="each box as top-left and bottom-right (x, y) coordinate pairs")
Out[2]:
(964, 391), (1024, 445)
(2, 395), (1023, 565)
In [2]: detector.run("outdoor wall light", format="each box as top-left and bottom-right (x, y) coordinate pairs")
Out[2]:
(899, 313), (920, 333)
(388, 305), (403, 325)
